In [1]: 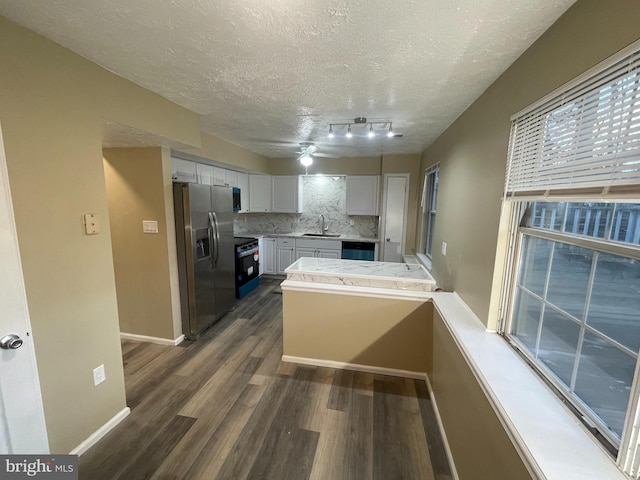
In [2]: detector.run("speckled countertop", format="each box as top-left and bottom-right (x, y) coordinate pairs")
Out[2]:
(284, 257), (435, 292)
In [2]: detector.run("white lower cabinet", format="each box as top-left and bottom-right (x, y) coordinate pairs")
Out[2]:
(295, 238), (341, 260)
(262, 238), (276, 275)
(276, 238), (296, 274)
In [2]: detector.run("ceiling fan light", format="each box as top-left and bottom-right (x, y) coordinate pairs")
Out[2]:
(368, 124), (375, 138)
(300, 154), (313, 167)
(346, 125), (352, 138)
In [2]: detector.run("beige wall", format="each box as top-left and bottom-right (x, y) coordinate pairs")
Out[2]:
(283, 290), (432, 374)
(103, 147), (179, 340)
(431, 309), (531, 479)
(0, 16), (200, 453)
(177, 132), (270, 173)
(419, 0), (640, 325)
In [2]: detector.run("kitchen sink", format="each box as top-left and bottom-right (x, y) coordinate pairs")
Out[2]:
(302, 233), (341, 238)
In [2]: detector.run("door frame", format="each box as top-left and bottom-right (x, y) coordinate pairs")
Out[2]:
(380, 173), (410, 262)
(0, 119), (49, 453)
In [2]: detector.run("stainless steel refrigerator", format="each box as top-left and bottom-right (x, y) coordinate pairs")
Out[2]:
(173, 183), (236, 339)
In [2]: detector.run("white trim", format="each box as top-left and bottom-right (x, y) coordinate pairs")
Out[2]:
(280, 279), (434, 301)
(120, 332), (185, 346)
(282, 355), (428, 381)
(282, 354), (459, 480)
(422, 369), (460, 480)
(431, 292), (625, 480)
(70, 407), (130, 456)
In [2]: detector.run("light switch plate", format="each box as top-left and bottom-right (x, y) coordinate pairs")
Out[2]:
(142, 220), (158, 234)
(441, 242), (447, 256)
(84, 213), (99, 235)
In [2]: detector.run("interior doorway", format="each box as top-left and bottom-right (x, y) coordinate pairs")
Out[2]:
(381, 174), (409, 263)
(0, 120), (49, 454)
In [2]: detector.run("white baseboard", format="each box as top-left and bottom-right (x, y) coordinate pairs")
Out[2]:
(120, 332), (185, 346)
(70, 407), (130, 456)
(281, 355), (429, 381)
(423, 373), (460, 480)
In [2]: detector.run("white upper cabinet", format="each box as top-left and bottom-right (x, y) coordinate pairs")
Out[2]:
(271, 175), (303, 213)
(213, 167), (238, 187)
(172, 158), (197, 183)
(236, 172), (249, 213)
(249, 174), (271, 212)
(346, 175), (379, 215)
(196, 163), (214, 185)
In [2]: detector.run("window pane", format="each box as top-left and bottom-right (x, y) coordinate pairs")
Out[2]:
(538, 308), (580, 387)
(512, 290), (542, 352)
(587, 253), (640, 352)
(431, 171), (439, 210)
(547, 243), (593, 318)
(531, 202), (566, 230)
(518, 236), (552, 297)
(563, 203), (611, 239)
(574, 332), (636, 439)
(610, 203), (640, 245)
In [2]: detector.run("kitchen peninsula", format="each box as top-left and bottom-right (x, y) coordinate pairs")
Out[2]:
(281, 257), (436, 376)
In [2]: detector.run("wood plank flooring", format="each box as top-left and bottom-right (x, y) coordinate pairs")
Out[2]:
(79, 277), (453, 480)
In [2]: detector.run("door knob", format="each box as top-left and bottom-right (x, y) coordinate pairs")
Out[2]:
(386, 238), (391, 242)
(0, 334), (23, 350)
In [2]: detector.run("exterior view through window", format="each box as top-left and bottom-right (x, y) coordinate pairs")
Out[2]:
(509, 201), (640, 446)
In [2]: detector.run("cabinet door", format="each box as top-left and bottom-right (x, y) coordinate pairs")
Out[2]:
(196, 163), (214, 185)
(225, 170), (239, 188)
(271, 175), (302, 213)
(236, 172), (249, 213)
(346, 175), (379, 215)
(249, 174), (271, 212)
(213, 167), (227, 186)
(258, 237), (264, 276)
(263, 239), (276, 274)
(317, 249), (341, 259)
(295, 247), (316, 260)
(172, 158), (197, 183)
(276, 246), (295, 274)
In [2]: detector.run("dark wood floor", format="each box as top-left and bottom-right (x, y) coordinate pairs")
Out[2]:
(79, 277), (453, 480)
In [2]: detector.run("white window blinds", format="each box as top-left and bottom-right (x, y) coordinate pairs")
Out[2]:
(505, 40), (640, 198)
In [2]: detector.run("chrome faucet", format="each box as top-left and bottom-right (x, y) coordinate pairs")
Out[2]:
(319, 214), (326, 234)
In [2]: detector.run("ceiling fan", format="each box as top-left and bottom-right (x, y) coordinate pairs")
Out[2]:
(296, 142), (338, 166)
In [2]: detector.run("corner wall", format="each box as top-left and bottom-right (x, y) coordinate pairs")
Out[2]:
(103, 147), (179, 341)
(419, 0), (640, 324)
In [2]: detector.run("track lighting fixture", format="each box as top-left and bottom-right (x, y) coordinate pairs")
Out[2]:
(327, 118), (396, 139)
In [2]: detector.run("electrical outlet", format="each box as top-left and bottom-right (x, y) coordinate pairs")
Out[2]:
(441, 242), (447, 256)
(93, 364), (106, 386)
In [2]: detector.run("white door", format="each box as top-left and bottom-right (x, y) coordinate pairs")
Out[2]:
(381, 174), (409, 263)
(0, 122), (49, 454)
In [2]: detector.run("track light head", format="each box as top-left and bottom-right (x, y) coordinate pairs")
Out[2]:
(368, 124), (375, 138)
(387, 123), (394, 138)
(328, 125), (334, 139)
(346, 125), (352, 138)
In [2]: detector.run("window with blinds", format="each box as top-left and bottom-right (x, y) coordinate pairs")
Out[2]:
(506, 43), (640, 198)
(501, 39), (640, 478)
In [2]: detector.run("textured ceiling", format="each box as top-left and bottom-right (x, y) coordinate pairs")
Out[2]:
(0, 0), (576, 159)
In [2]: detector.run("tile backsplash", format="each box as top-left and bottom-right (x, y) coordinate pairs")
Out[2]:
(234, 175), (378, 238)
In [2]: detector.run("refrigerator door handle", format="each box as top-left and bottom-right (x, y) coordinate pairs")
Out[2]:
(211, 211), (221, 268)
(208, 212), (216, 270)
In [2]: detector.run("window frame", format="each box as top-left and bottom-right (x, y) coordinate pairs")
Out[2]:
(422, 165), (439, 258)
(502, 202), (640, 451)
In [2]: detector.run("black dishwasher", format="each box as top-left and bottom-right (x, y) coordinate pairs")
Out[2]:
(341, 241), (375, 261)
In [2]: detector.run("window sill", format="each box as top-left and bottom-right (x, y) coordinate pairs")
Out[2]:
(415, 253), (432, 271)
(431, 292), (626, 480)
